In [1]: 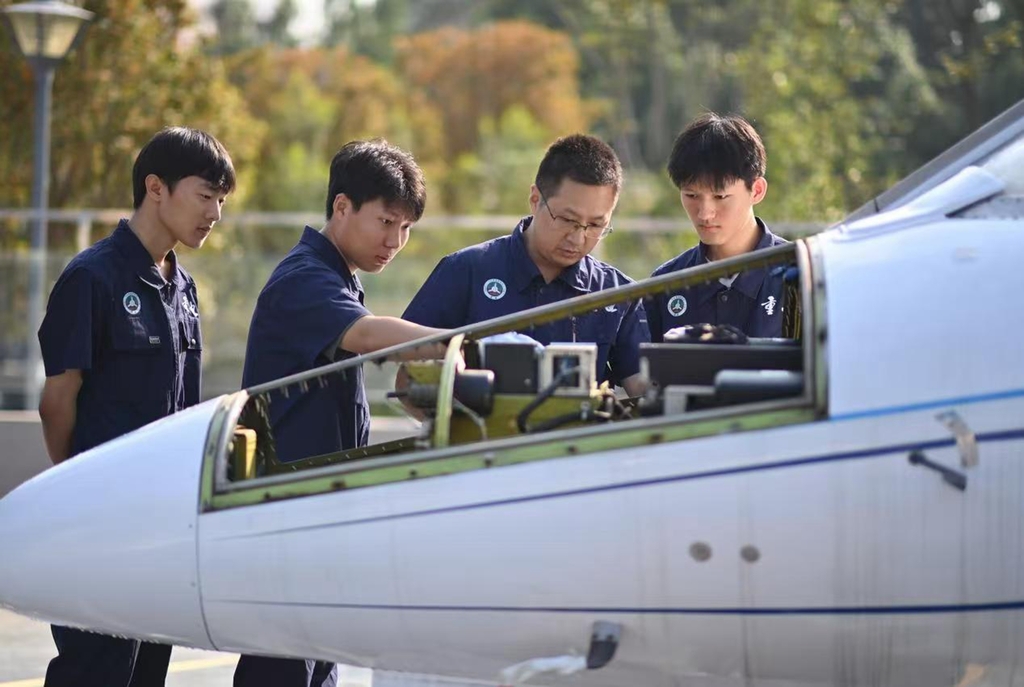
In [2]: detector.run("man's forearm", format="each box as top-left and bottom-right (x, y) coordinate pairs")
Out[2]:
(39, 372), (83, 465)
(343, 316), (447, 358)
(40, 405), (76, 465)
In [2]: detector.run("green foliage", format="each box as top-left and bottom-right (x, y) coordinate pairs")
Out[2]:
(736, 0), (937, 221)
(0, 0), (264, 212)
(2, 0), (1021, 227)
(445, 107), (551, 214)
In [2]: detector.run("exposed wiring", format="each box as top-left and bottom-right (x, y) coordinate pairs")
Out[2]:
(516, 365), (581, 434)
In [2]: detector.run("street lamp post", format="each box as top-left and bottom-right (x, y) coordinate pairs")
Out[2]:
(2, 1), (93, 410)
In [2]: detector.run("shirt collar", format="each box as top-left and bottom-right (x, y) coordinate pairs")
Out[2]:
(111, 219), (185, 290)
(510, 216), (591, 294)
(730, 218), (778, 299)
(692, 217), (776, 300)
(299, 226), (363, 293)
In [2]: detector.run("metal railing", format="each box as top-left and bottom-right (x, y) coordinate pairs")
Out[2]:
(0, 208), (824, 409)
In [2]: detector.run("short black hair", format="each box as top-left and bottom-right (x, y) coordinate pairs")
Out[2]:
(326, 139), (426, 221)
(667, 113), (766, 191)
(132, 127), (236, 209)
(535, 134), (622, 198)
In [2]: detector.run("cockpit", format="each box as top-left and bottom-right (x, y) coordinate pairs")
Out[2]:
(206, 240), (822, 509)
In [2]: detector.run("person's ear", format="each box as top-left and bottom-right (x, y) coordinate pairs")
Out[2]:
(145, 174), (166, 203)
(332, 193), (350, 217)
(751, 177), (768, 205)
(528, 185), (541, 215)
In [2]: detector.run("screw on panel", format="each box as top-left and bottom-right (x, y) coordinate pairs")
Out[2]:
(690, 542), (712, 562)
(740, 545), (761, 563)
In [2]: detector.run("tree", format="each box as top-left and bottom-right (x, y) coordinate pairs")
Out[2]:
(893, 0), (1024, 165)
(735, 0), (938, 221)
(0, 0), (263, 216)
(395, 21), (593, 160)
(223, 45), (447, 213)
(262, 0), (299, 47)
(324, 0), (409, 63)
(209, 0), (261, 54)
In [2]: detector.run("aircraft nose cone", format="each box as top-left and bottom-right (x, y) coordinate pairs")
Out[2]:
(0, 400), (223, 648)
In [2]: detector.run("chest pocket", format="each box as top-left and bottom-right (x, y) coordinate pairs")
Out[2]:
(111, 313), (164, 352)
(109, 309), (169, 401)
(180, 313), (202, 353)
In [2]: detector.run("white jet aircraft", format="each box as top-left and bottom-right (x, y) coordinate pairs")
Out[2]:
(2, 99), (1024, 687)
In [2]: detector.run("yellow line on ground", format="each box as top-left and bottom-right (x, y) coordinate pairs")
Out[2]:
(0, 655), (236, 687)
(167, 655), (238, 673)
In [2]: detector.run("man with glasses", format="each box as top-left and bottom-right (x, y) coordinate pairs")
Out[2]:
(403, 134), (648, 396)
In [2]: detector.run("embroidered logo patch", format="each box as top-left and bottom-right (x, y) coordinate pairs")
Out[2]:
(181, 295), (199, 317)
(123, 291), (141, 316)
(761, 296), (777, 316)
(667, 294), (687, 317)
(483, 278), (507, 300)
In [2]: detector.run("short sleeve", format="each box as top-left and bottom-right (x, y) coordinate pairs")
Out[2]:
(243, 264), (373, 391)
(38, 265), (104, 377)
(403, 254), (470, 329)
(279, 272), (371, 360)
(607, 297), (650, 385)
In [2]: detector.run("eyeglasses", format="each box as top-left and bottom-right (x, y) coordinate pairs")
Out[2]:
(538, 190), (613, 239)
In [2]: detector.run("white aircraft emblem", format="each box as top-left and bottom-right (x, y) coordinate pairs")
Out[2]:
(483, 278), (506, 300)
(762, 295), (777, 316)
(181, 295), (199, 317)
(122, 291), (141, 315)
(667, 294), (687, 317)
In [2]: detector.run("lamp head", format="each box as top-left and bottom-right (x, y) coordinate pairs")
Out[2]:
(3, 1), (93, 66)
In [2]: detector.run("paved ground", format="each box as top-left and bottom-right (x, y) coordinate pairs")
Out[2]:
(0, 609), (247, 687)
(0, 610), (497, 687)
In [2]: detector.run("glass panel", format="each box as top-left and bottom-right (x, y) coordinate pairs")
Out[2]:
(39, 13), (83, 59)
(8, 13), (41, 57)
(6, 10), (84, 59)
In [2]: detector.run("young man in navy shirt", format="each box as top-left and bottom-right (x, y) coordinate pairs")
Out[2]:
(403, 134), (649, 397)
(236, 139), (444, 687)
(646, 113), (787, 341)
(37, 127), (235, 687)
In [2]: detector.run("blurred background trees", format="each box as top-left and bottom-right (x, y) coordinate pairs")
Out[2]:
(2, 0), (1021, 225)
(0, 0), (1021, 399)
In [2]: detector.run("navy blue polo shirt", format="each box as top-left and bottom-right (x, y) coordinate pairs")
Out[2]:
(646, 219), (788, 342)
(242, 227), (371, 464)
(403, 217), (649, 386)
(38, 220), (203, 456)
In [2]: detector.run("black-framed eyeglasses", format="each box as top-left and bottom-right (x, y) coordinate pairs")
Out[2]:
(538, 190), (613, 239)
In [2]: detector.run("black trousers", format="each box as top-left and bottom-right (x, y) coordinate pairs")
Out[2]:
(234, 655), (337, 687)
(45, 625), (171, 687)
